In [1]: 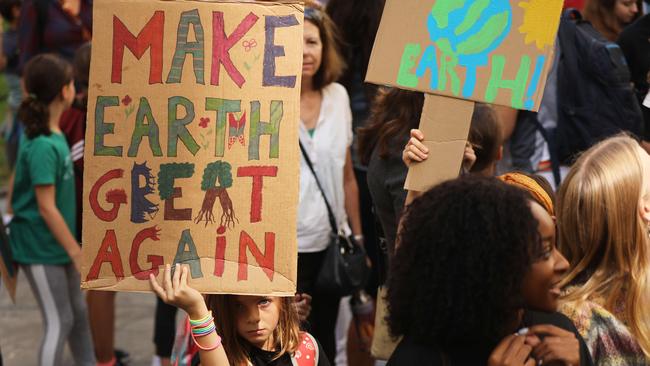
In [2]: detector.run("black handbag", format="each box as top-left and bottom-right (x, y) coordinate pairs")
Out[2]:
(299, 141), (369, 297)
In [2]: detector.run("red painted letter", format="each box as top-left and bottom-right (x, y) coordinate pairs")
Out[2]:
(214, 234), (227, 277)
(112, 12), (165, 84)
(237, 166), (278, 223)
(86, 230), (125, 281)
(89, 169), (127, 222)
(129, 226), (163, 280)
(211, 11), (258, 87)
(164, 187), (192, 221)
(238, 230), (275, 281)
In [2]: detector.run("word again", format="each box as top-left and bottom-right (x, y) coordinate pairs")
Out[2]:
(86, 227), (276, 283)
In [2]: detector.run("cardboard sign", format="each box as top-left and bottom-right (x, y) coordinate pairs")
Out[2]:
(81, 0), (303, 295)
(404, 94), (475, 191)
(367, 0), (564, 112)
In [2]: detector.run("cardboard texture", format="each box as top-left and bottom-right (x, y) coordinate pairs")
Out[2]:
(368, 1), (564, 356)
(0, 219), (17, 303)
(81, 0), (303, 295)
(404, 94), (474, 191)
(367, 0), (563, 112)
(370, 287), (400, 360)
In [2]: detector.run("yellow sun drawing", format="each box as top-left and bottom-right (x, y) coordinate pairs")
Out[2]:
(518, 0), (564, 50)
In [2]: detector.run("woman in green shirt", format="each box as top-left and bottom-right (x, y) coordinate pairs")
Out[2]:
(10, 53), (95, 366)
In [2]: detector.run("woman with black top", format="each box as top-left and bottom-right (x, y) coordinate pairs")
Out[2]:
(386, 176), (594, 366)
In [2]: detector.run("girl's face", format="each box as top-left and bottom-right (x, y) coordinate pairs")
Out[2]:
(302, 20), (323, 81)
(234, 295), (281, 351)
(521, 201), (569, 312)
(614, 0), (638, 25)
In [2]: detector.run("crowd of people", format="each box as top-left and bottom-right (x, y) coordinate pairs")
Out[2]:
(1, 0), (650, 365)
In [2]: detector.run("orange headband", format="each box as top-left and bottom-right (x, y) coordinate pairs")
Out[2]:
(498, 173), (554, 216)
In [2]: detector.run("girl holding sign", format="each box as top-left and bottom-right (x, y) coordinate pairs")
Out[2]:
(150, 265), (331, 366)
(9, 53), (95, 366)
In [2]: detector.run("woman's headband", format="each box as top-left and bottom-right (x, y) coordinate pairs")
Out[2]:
(498, 173), (554, 216)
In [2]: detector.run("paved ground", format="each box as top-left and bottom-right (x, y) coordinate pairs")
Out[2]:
(0, 272), (159, 366)
(0, 193), (161, 366)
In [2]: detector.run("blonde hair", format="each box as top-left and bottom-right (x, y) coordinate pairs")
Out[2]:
(205, 295), (301, 366)
(557, 134), (650, 356)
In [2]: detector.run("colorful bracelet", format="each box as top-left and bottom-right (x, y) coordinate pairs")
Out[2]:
(189, 312), (222, 351)
(191, 331), (222, 351)
(192, 322), (216, 337)
(189, 311), (213, 327)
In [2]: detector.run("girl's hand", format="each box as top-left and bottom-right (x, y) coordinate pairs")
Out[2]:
(150, 264), (208, 318)
(488, 334), (535, 366)
(294, 293), (312, 322)
(402, 129), (428, 167)
(525, 325), (580, 366)
(461, 142), (477, 173)
(69, 248), (83, 273)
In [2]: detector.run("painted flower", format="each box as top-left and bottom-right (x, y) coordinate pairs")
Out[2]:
(199, 117), (210, 128)
(122, 95), (132, 106)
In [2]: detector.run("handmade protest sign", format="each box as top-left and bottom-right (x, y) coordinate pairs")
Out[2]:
(367, 0), (564, 190)
(81, 0), (303, 295)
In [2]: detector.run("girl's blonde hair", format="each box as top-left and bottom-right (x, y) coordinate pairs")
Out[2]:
(205, 295), (301, 366)
(557, 134), (650, 356)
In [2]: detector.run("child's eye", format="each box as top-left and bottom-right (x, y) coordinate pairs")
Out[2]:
(259, 298), (271, 307)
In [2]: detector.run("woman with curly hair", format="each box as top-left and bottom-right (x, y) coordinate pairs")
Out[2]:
(557, 135), (650, 363)
(386, 176), (593, 366)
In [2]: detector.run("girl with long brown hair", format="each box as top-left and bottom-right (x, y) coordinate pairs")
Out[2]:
(557, 134), (650, 363)
(150, 264), (330, 366)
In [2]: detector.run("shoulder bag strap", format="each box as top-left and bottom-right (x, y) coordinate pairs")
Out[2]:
(299, 140), (338, 235)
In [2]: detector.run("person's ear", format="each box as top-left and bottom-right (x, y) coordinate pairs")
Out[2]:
(60, 81), (74, 101)
(638, 196), (650, 223)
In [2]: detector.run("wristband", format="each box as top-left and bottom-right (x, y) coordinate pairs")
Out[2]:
(191, 330), (222, 351)
(189, 311), (213, 327)
(189, 313), (222, 351)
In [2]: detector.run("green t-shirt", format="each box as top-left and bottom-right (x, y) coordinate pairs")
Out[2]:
(10, 132), (76, 264)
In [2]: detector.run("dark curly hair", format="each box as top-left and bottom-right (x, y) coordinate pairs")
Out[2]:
(387, 176), (542, 351)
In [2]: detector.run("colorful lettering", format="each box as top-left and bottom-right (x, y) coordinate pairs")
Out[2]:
(112, 12), (164, 84)
(167, 9), (205, 84)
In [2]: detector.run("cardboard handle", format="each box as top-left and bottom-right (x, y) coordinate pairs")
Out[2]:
(404, 94), (475, 192)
